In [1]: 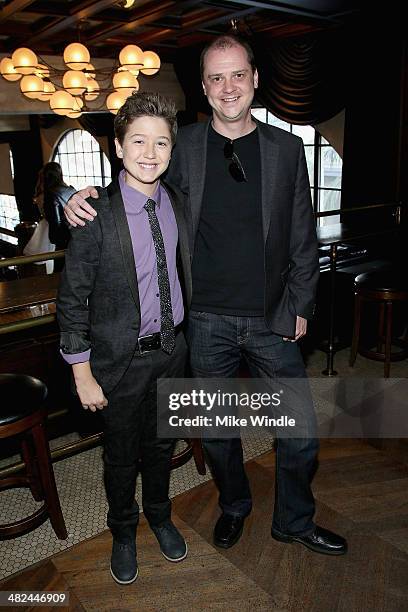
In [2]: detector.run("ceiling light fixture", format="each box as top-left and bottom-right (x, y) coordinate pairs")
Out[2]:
(0, 41), (161, 117)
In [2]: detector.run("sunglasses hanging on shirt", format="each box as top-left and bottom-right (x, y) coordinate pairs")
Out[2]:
(224, 140), (247, 183)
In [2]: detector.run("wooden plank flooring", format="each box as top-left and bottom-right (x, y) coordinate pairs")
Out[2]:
(1, 440), (408, 611)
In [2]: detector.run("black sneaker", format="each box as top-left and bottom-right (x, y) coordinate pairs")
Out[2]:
(151, 521), (187, 562)
(110, 540), (138, 584)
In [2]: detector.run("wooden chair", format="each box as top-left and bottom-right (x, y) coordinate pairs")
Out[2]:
(350, 271), (408, 377)
(0, 374), (68, 540)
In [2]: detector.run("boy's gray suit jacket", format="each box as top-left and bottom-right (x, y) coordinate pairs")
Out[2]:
(56, 179), (192, 393)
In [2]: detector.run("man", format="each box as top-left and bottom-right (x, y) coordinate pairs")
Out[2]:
(64, 36), (346, 556)
(57, 92), (191, 585)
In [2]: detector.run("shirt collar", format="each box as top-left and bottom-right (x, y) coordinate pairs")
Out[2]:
(119, 169), (161, 214)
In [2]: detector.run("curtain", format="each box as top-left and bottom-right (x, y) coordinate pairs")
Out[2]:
(174, 29), (349, 125)
(252, 29), (348, 125)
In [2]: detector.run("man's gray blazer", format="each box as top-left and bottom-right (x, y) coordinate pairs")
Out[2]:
(166, 118), (319, 338)
(57, 179), (192, 393)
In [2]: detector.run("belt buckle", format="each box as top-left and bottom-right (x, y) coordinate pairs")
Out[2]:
(137, 333), (158, 356)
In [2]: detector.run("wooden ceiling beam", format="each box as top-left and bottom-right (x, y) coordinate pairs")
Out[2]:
(181, 7), (227, 28)
(0, 21), (31, 36)
(204, 0), (341, 23)
(87, 0), (202, 45)
(120, 6), (260, 49)
(25, 0), (115, 45)
(178, 6), (259, 38)
(86, 0), (178, 44)
(0, 0), (36, 24)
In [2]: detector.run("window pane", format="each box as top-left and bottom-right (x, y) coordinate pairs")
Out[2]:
(82, 131), (92, 153)
(319, 189), (341, 212)
(52, 129), (111, 190)
(267, 112), (290, 132)
(68, 154), (77, 179)
(58, 135), (67, 154)
(251, 108), (267, 123)
(67, 131), (75, 152)
(247, 109), (343, 224)
(304, 146), (314, 187)
(292, 124), (315, 145)
(93, 152), (101, 175)
(319, 146), (342, 188)
(318, 189), (341, 226)
(76, 152), (85, 178)
(60, 156), (70, 179)
(83, 152), (93, 176)
(9, 150), (15, 178)
(0, 194), (19, 244)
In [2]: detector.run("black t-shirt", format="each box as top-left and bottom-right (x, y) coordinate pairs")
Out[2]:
(191, 125), (264, 316)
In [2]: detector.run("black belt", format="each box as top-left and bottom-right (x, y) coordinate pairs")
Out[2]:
(137, 324), (183, 355)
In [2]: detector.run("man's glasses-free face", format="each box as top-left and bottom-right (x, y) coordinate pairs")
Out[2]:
(223, 140), (247, 183)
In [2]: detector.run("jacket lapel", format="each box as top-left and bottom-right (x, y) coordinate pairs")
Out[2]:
(256, 119), (280, 244)
(107, 180), (140, 310)
(188, 120), (210, 244)
(162, 181), (193, 308)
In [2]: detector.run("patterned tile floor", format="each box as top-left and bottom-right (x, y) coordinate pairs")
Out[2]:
(0, 433), (274, 580)
(0, 346), (406, 580)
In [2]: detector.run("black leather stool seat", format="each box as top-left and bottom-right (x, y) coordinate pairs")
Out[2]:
(355, 271), (408, 293)
(0, 374), (47, 427)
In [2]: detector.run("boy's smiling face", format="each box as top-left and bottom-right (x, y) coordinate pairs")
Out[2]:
(115, 115), (172, 195)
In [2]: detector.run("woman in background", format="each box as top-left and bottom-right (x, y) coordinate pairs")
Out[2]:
(40, 162), (75, 251)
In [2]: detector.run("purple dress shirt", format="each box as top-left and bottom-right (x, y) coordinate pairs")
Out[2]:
(62, 170), (184, 364)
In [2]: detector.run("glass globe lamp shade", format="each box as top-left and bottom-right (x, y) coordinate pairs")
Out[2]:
(63, 70), (87, 95)
(84, 64), (96, 79)
(140, 51), (160, 76)
(67, 110), (82, 118)
(35, 64), (50, 79)
(112, 70), (137, 91)
(20, 74), (44, 99)
(63, 43), (90, 70)
(67, 98), (83, 118)
(49, 90), (75, 116)
(106, 90), (128, 115)
(0, 57), (21, 82)
(119, 45), (144, 71)
(11, 48), (38, 75)
(118, 65), (139, 77)
(37, 81), (56, 101)
(84, 79), (100, 101)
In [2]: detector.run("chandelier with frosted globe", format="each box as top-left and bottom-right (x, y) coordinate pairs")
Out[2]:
(0, 43), (161, 117)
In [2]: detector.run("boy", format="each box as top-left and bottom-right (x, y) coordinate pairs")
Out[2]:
(57, 92), (192, 584)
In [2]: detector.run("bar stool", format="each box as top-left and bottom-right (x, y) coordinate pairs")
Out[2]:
(0, 374), (68, 540)
(172, 438), (206, 475)
(349, 271), (408, 377)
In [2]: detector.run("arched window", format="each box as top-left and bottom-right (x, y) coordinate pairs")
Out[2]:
(52, 129), (111, 190)
(251, 108), (342, 226)
(0, 147), (19, 245)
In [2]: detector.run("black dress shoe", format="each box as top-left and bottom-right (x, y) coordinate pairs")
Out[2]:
(110, 540), (138, 584)
(214, 514), (245, 549)
(271, 525), (347, 556)
(151, 521), (187, 562)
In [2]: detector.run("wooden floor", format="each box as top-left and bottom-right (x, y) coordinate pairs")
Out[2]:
(2, 439), (408, 612)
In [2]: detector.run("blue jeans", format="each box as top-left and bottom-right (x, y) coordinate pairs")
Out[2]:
(187, 312), (318, 536)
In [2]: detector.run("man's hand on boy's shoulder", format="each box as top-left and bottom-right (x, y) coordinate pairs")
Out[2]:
(64, 186), (99, 227)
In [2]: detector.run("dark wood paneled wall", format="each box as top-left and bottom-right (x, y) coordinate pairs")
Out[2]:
(341, 17), (407, 210)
